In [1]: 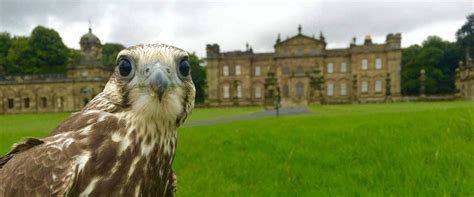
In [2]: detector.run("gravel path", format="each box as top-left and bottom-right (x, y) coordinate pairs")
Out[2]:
(183, 107), (312, 127)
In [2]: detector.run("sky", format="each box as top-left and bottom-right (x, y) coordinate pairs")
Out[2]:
(0, 0), (472, 57)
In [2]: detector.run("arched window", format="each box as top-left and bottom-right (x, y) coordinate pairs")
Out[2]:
(296, 82), (304, 97)
(361, 81), (368, 93)
(327, 83), (334, 96)
(23, 98), (30, 108)
(7, 98), (14, 109)
(255, 86), (262, 98)
(282, 84), (289, 97)
(223, 84), (230, 98)
(236, 83), (242, 98)
(40, 97), (47, 108)
(340, 83), (347, 96)
(375, 80), (382, 93)
(57, 97), (64, 108)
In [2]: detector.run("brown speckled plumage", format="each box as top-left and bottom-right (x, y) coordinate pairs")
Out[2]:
(0, 44), (195, 196)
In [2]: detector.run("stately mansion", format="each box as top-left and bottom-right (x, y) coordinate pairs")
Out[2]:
(0, 28), (112, 114)
(206, 26), (403, 107)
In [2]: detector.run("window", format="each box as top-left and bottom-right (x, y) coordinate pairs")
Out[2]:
(24, 98), (30, 108)
(255, 66), (261, 76)
(236, 84), (242, 98)
(296, 66), (304, 75)
(7, 98), (14, 109)
(57, 97), (64, 108)
(361, 81), (368, 93)
(340, 83), (347, 96)
(312, 48), (318, 55)
(283, 84), (289, 97)
(297, 48), (304, 56)
(255, 86), (261, 98)
(327, 63), (333, 73)
(40, 97), (47, 108)
(375, 80), (382, 93)
(361, 59), (368, 70)
(375, 58), (382, 69)
(223, 84), (230, 98)
(223, 65), (229, 76)
(340, 62), (347, 73)
(282, 67), (290, 75)
(296, 82), (304, 97)
(282, 49), (289, 56)
(235, 65), (241, 76)
(327, 83), (334, 96)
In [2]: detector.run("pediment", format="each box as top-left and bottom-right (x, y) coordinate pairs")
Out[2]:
(277, 34), (323, 47)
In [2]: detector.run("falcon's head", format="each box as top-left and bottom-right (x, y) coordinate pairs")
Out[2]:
(87, 44), (195, 126)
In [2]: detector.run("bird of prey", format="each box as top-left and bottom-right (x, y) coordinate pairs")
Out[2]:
(0, 44), (195, 196)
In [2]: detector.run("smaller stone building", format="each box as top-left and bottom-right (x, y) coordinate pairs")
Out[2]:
(456, 50), (474, 100)
(0, 28), (112, 114)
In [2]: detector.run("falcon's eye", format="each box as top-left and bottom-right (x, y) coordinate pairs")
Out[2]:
(178, 60), (190, 77)
(118, 58), (134, 79)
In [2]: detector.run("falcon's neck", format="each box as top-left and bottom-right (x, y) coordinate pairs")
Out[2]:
(116, 110), (179, 160)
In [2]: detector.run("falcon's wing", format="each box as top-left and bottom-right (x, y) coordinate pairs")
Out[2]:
(0, 137), (44, 169)
(0, 134), (79, 196)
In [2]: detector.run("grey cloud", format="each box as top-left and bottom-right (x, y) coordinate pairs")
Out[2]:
(0, 0), (472, 57)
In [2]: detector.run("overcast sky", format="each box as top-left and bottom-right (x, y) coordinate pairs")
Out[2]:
(0, 0), (472, 57)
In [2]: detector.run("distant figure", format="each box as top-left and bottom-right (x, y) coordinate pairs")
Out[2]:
(0, 44), (196, 196)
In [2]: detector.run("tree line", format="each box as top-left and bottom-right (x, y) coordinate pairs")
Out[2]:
(0, 26), (207, 104)
(401, 13), (473, 95)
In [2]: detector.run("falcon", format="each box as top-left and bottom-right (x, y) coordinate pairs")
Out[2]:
(0, 44), (195, 196)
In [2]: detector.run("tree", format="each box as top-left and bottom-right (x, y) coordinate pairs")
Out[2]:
(456, 13), (474, 58)
(28, 26), (69, 73)
(401, 36), (461, 95)
(188, 53), (206, 104)
(67, 48), (81, 66)
(0, 32), (12, 67)
(401, 45), (422, 95)
(6, 36), (35, 74)
(103, 43), (125, 69)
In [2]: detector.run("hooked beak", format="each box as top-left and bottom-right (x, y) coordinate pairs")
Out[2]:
(149, 69), (169, 101)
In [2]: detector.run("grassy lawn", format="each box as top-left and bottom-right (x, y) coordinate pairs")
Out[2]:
(0, 106), (263, 155)
(0, 101), (473, 195)
(174, 101), (474, 196)
(186, 106), (263, 123)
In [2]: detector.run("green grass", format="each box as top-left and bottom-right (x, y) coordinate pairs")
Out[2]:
(174, 101), (474, 196)
(186, 106), (263, 123)
(0, 112), (70, 153)
(0, 107), (262, 155)
(1, 102), (473, 195)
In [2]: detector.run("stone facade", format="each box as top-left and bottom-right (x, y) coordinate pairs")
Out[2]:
(456, 49), (474, 100)
(0, 28), (112, 114)
(206, 26), (402, 107)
